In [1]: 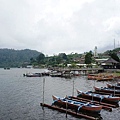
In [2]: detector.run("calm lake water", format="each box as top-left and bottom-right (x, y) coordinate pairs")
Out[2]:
(0, 68), (120, 120)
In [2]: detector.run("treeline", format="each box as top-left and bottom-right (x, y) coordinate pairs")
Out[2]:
(30, 48), (120, 68)
(0, 48), (120, 68)
(30, 52), (82, 68)
(107, 48), (120, 62)
(0, 49), (40, 68)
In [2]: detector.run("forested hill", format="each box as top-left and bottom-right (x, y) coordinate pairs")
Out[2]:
(0, 49), (40, 68)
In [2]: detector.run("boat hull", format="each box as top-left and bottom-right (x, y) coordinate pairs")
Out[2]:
(107, 83), (120, 90)
(52, 96), (102, 115)
(94, 86), (120, 94)
(77, 90), (120, 105)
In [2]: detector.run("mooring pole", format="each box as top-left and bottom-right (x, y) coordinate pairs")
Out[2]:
(114, 85), (115, 96)
(42, 78), (45, 110)
(72, 79), (74, 96)
(66, 95), (68, 118)
(92, 80), (95, 102)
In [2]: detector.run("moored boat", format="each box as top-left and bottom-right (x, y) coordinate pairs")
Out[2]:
(87, 74), (114, 81)
(23, 71), (50, 77)
(52, 95), (102, 115)
(117, 82), (120, 86)
(50, 72), (62, 77)
(94, 86), (120, 95)
(96, 77), (113, 81)
(4, 67), (10, 70)
(87, 74), (98, 80)
(107, 83), (120, 90)
(23, 73), (42, 77)
(77, 90), (120, 104)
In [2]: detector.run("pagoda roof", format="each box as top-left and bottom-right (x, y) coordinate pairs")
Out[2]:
(102, 58), (119, 63)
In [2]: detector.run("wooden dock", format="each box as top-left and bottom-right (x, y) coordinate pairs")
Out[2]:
(51, 67), (104, 75)
(40, 103), (102, 120)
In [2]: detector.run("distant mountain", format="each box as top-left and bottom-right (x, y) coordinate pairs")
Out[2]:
(0, 49), (41, 68)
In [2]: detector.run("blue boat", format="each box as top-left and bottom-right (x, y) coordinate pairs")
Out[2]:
(77, 90), (120, 104)
(52, 95), (102, 115)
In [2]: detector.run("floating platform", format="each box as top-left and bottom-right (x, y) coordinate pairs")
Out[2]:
(40, 103), (102, 120)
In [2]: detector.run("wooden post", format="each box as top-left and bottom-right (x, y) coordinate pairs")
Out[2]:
(72, 79), (74, 96)
(66, 95), (67, 118)
(114, 85), (115, 96)
(92, 80), (95, 102)
(42, 78), (45, 110)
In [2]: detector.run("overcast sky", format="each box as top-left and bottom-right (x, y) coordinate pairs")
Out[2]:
(0, 0), (120, 55)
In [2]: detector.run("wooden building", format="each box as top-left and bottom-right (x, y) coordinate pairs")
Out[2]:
(101, 58), (119, 69)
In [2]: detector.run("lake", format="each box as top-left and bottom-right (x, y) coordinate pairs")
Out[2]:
(0, 68), (120, 120)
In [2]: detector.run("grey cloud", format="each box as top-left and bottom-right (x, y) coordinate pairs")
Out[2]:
(0, 0), (120, 55)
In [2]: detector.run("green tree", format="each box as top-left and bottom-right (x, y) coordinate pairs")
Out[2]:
(58, 53), (68, 60)
(109, 51), (119, 62)
(85, 51), (93, 64)
(30, 57), (35, 63)
(36, 53), (45, 64)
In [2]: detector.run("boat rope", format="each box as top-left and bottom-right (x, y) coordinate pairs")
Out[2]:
(100, 96), (104, 102)
(77, 105), (84, 112)
(77, 102), (90, 112)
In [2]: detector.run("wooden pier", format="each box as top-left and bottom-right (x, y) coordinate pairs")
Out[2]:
(40, 103), (101, 120)
(51, 67), (104, 75)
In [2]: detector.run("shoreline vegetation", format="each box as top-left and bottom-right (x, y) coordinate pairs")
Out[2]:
(1, 48), (120, 81)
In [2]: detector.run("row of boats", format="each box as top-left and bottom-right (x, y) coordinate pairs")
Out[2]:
(87, 74), (120, 81)
(94, 83), (120, 96)
(23, 70), (80, 78)
(23, 72), (49, 77)
(41, 82), (120, 120)
(24, 71), (120, 82)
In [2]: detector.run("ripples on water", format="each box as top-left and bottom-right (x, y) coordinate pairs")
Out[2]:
(0, 68), (120, 120)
